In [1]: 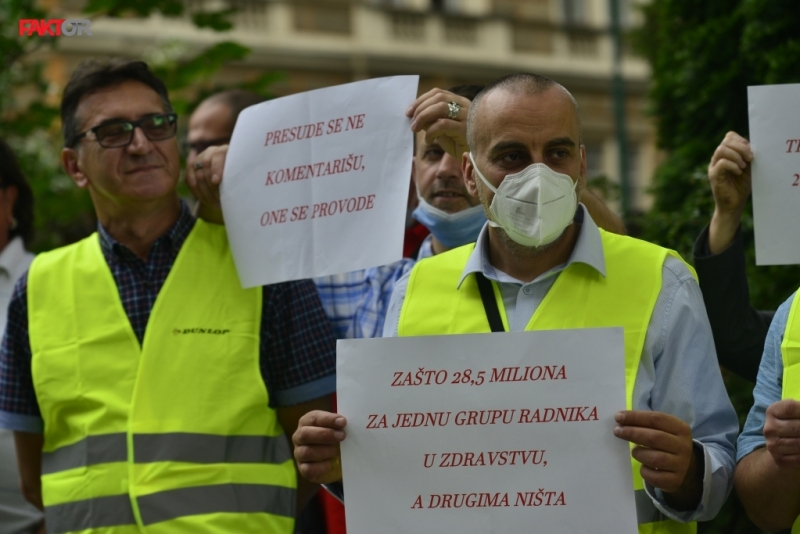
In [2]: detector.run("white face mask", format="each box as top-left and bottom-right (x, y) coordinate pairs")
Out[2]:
(469, 152), (578, 247)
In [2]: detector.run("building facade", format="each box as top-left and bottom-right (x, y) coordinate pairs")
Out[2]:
(51, 0), (656, 212)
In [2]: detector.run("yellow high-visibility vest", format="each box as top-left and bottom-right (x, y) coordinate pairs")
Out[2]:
(398, 228), (695, 534)
(780, 293), (800, 534)
(28, 220), (296, 534)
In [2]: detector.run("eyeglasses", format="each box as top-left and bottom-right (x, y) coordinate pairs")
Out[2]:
(182, 137), (231, 158)
(69, 113), (178, 148)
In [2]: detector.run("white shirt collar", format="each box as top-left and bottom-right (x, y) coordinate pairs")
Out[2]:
(0, 236), (35, 279)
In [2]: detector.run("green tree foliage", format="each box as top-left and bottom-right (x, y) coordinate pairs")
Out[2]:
(0, 0), (278, 251)
(634, 2), (800, 532)
(634, 0), (800, 309)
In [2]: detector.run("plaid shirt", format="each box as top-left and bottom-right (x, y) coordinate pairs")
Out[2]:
(313, 234), (434, 339)
(0, 202), (336, 432)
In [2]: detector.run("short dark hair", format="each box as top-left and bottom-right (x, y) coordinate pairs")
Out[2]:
(61, 59), (172, 147)
(201, 89), (265, 126)
(0, 138), (35, 247)
(467, 73), (581, 150)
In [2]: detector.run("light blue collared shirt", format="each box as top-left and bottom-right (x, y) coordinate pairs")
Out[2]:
(737, 292), (795, 461)
(313, 234), (435, 340)
(383, 206), (739, 523)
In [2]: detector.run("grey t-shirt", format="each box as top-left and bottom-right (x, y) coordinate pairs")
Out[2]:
(0, 239), (41, 533)
(0, 429), (41, 533)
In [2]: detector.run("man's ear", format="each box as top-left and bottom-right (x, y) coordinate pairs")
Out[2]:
(462, 152), (478, 197)
(61, 147), (89, 189)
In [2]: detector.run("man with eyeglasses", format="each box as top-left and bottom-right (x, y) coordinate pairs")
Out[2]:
(0, 58), (336, 533)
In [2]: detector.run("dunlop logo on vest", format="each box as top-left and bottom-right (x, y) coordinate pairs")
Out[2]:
(172, 328), (231, 335)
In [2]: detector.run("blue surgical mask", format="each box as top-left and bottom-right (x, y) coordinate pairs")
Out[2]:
(412, 196), (487, 248)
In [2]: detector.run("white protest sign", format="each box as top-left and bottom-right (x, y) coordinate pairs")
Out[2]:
(337, 329), (637, 534)
(220, 76), (419, 287)
(748, 83), (800, 265)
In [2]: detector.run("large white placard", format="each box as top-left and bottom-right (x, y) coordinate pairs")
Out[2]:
(337, 329), (637, 534)
(220, 76), (419, 286)
(748, 83), (800, 265)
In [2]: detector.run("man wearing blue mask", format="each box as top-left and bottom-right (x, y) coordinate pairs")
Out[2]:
(293, 73), (738, 531)
(405, 85), (489, 258)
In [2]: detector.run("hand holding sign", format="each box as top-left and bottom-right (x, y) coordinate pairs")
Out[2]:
(220, 76), (419, 286)
(293, 411), (347, 484)
(407, 88), (471, 158)
(336, 330), (638, 534)
(763, 399), (800, 469)
(614, 410), (702, 510)
(188, 144), (228, 207)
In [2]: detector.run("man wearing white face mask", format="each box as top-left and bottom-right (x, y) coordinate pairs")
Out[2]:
(292, 74), (738, 531)
(311, 84), (624, 339)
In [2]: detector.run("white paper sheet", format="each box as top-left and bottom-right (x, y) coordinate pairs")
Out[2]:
(337, 329), (637, 534)
(220, 76), (419, 287)
(748, 83), (800, 265)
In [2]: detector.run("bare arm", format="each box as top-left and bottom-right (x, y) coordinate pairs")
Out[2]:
(736, 448), (800, 531)
(277, 395), (333, 515)
(13, 431), (43, 511)
(736, 399), (800, 531)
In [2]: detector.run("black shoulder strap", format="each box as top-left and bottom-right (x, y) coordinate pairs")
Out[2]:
(474, 272), (506, 333)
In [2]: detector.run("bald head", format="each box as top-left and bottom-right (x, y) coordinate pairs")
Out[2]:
(466, 73), (581, 153)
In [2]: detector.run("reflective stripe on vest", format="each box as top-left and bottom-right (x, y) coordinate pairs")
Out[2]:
(780, 292), (800, 534)
(42, 432), (293, 474)
(29, 220), (296, 534)
(398, 229), (696, 534)
(45, 484), (296, 532)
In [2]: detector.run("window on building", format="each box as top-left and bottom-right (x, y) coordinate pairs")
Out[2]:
(444, 17), (477, 44)
(391, 12), (426, 40)
(512, 23), (554, 53)
(561, 0), (586, 25)
(429, 0), (467, 13)
(293, 1), (352, 35)
(373, 0), (410, 7)
(493, 0), (550, 19)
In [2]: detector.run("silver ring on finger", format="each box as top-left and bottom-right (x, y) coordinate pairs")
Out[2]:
(447, 101), (460, 120)
(194, 160), (204, 170)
